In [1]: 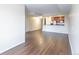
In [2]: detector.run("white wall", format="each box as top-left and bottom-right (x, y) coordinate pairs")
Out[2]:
(29, 17), (42, 31)
(25, 15), (42, 32)
(0, 5), (25, 54)
(42, 15), (69, 34)
(69, 5), (79, 54)
(25, 7), (29, 32)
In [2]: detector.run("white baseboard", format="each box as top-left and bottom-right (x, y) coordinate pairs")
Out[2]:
(0, 41), (25, 54)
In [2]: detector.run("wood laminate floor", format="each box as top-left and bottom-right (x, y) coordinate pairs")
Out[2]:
(1, 30), (71, 55)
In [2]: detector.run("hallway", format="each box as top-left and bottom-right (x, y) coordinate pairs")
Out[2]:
(1, 30), (71, 55)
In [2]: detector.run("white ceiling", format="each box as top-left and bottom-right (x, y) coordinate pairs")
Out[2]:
(26, 4), (72, 16)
